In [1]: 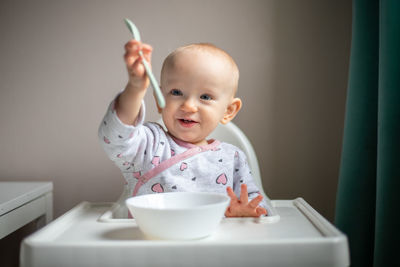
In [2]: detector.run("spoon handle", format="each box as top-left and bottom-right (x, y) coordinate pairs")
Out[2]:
(140, 51), (166, 108)
(124, 18), (165, 108)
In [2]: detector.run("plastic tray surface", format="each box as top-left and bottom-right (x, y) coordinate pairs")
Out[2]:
(20, 198), (349, 267)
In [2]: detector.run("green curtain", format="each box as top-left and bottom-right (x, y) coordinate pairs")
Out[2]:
(335, 0), (400, 266)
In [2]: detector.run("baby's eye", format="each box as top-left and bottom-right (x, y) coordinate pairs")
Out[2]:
(200, 94), (212, 101)
(170, 89), (183, 96)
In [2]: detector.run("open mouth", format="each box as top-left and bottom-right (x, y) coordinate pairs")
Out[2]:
(180, 119), (195, 123)
(178, 119), (198, 127)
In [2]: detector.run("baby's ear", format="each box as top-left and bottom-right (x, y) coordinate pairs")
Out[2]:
(221, 98), (242, 124)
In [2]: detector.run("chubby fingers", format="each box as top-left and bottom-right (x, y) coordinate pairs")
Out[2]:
(226, 186), (238, 201)
(124, 40), (153, 67)
(124, 40), (140, 65)
(240, 183), (249, 204)
(256, 206), (267, 216)
(124, 39), (152, 52)
(140, 43), (153, 63)
(125, 39), (141, 51)
(248, 194), (263, 209)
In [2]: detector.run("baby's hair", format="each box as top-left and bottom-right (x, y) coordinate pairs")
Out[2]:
(161, 43), (239, 94)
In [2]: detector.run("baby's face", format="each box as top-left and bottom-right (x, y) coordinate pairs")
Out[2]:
(160, 50), (236, 146)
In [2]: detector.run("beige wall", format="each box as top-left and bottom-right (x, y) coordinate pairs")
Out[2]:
(0, 0), (351, 222)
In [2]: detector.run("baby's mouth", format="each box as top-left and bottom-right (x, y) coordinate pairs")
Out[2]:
(180, 119), (195, 123)
(178, 119), (198, 127)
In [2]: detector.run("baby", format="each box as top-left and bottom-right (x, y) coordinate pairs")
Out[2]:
(99, 40), (270, 217)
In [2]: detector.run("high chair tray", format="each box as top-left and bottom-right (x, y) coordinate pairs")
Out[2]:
(20, 198), (349, 267)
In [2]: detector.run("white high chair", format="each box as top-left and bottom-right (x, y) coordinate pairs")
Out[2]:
(22, 122), (350, 267)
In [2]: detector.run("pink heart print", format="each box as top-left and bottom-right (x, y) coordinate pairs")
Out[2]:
(152, 156), (160, 166)
(180, 162), (188, 171)
(216, 173), (227, 185)
(151, 183), (164, 193)
(103, 136), (110, 144)
(133, 171), (141, 179)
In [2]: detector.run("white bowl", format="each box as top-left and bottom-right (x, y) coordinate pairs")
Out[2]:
(126, 192), (230, 240)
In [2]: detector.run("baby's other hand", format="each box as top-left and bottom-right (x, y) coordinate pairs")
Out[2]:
(225, 184), (267, 217)
(124, 40), (153, 90)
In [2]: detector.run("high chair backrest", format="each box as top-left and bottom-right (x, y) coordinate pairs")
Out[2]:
(207, 122), (268, 199)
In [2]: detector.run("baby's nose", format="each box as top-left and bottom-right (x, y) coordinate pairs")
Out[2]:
(181, 98), (198, 112)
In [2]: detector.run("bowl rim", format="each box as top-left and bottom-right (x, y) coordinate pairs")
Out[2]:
(125, 191), (230, 211)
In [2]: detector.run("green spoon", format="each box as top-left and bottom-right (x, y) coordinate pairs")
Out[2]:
(124, 18), (165, 108)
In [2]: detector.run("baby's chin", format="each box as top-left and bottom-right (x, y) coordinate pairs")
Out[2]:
(166, 126), (211, 146)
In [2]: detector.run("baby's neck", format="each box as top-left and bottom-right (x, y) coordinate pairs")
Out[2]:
(168, 133), (210, 147)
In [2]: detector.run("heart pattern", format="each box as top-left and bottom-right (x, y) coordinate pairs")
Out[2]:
(133, 171), (141, 179)
(103, 136), (110, 144)
(180, 162), (188, 171)
(151, 156), (160, 166)
(216, 173), (227, 185)
(152, 183), (164, 193)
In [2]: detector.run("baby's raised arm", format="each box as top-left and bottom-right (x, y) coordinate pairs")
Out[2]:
(116, 40), (153, 125)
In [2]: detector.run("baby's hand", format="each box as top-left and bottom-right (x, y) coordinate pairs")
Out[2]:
(225, 184), (267, 217)
(124, 40), (153, 91)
